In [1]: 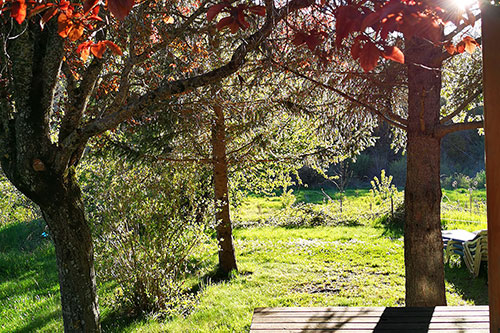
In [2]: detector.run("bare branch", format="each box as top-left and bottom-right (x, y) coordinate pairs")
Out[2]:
(436, 120), (483, 137)
(59, 58), (104, 143)
(276, 63), (408, 131)
(444, 13), (482, 41)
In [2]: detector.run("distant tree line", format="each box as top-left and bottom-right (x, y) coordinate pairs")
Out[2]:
(298, 123), (484, 189)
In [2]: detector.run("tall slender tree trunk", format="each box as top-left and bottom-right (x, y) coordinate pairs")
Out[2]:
(404, 36), (446, 306)
(211, 102), (238, 277)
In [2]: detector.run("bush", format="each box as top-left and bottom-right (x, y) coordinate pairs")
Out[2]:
(81, 158), (214, 317)
(440, 172), (485, 190)
(473, 170), (486, 189)
(0, 172), (40, 226)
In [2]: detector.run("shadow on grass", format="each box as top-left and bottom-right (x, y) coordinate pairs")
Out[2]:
(101, 308), (147, 333)
(444, 262), (488, 305)
(0, 218), (49, 252)
(188, 266), (252, 295)
(0, 219), (61, 331)
(13, 310), (61, 333)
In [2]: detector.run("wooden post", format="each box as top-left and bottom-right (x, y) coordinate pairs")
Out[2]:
(481, 3), (500, 332)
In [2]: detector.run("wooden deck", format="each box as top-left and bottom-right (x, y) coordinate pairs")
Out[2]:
(250, 306), (489, 332)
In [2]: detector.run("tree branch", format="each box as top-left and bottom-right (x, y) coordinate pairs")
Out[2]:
(436, 120), (484, 137)
(444, 13), (482, 41)
(60, 0), (310, 153)
(440, 86), (482, 124)
(276, 62), (408, 131)
(59, 58), (104, 143)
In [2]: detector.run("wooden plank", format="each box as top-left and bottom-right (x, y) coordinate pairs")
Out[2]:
(250, 306), (490, 332)
(250, 322), (490, 330)
(252, 316), (489, 323)
(250, 328), (489, 333)
(254, 306), (488, 312)
(253, 310), (488, 317)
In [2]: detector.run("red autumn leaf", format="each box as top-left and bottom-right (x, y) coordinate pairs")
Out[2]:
(83, 0), (99, 14)
(0, 0), (4, 9)
(107, 0), (134, 20)
(40, 7), (57, 29)
(58, 0), (71, 13)
(207, 3), (227, 21)
(351, 41), (361, 60)
(418, 17), (441, 43)
(292, 31), (306, 46)
(248, 5), (265, 16)
(399, 12), (420, 41)
(359, 41), (380, 73)
(444, 41), (456, 55)
(11, 0), (27, 24)
(237, 9), (250, 30)
(335, 6), (362, 47)
(304, 34), (321, 51)
(216, 16), (233, 31)
(361, 11), (380, 31)
(380, 15), (398, 40)
(382, 45), (404, 64)
(28, 4), (53, 19)
(87, 6), (103, 21)
(57, 13), (73, 38)
(229, 20), (239, 33)
(91, 42), (107, 58)
(463, 36), (479, 54)
(456, 40), (465, 54)
(68, 21), (84, 41)
(77, 41), (92, 61)
(102, 40), (122, 55)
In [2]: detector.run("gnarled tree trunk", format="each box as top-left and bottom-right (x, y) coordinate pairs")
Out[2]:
(211, 102), (238, 277)
(0, 21), (101, 331)
(404, 36), (446, 306)
(41, 172), (100, 332)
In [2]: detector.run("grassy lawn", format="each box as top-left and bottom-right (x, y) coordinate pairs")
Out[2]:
(0, 189), (489, 332)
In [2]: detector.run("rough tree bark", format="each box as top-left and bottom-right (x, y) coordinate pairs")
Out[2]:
(40, 172), (101, 332)
(404, 36), (446, 306)
(211, 101), (238, 277)
(0, 22), (101, 332)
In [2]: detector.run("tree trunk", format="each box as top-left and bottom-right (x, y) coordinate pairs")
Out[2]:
(41, 172), (101, 332)
(211, 102), (238, 277)
(0, 21), (101, 331)
(404, 36), (446, 306)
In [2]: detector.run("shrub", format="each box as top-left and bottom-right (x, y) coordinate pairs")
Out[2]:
(81, 158), (214, 317)
(440, 172), (484, 190)
(0, 172), (40, 226)
(473, 170), (486, 189)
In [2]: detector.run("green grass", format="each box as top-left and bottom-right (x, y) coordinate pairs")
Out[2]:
(115, 225), (487, 332)
(0, 188), (489, 332)
(0, 219), (62, 333)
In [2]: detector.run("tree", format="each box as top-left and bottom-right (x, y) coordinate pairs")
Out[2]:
(259, 0), (482, 305)
(325, 0), (483, 306)
(0, 0), (312, 329)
